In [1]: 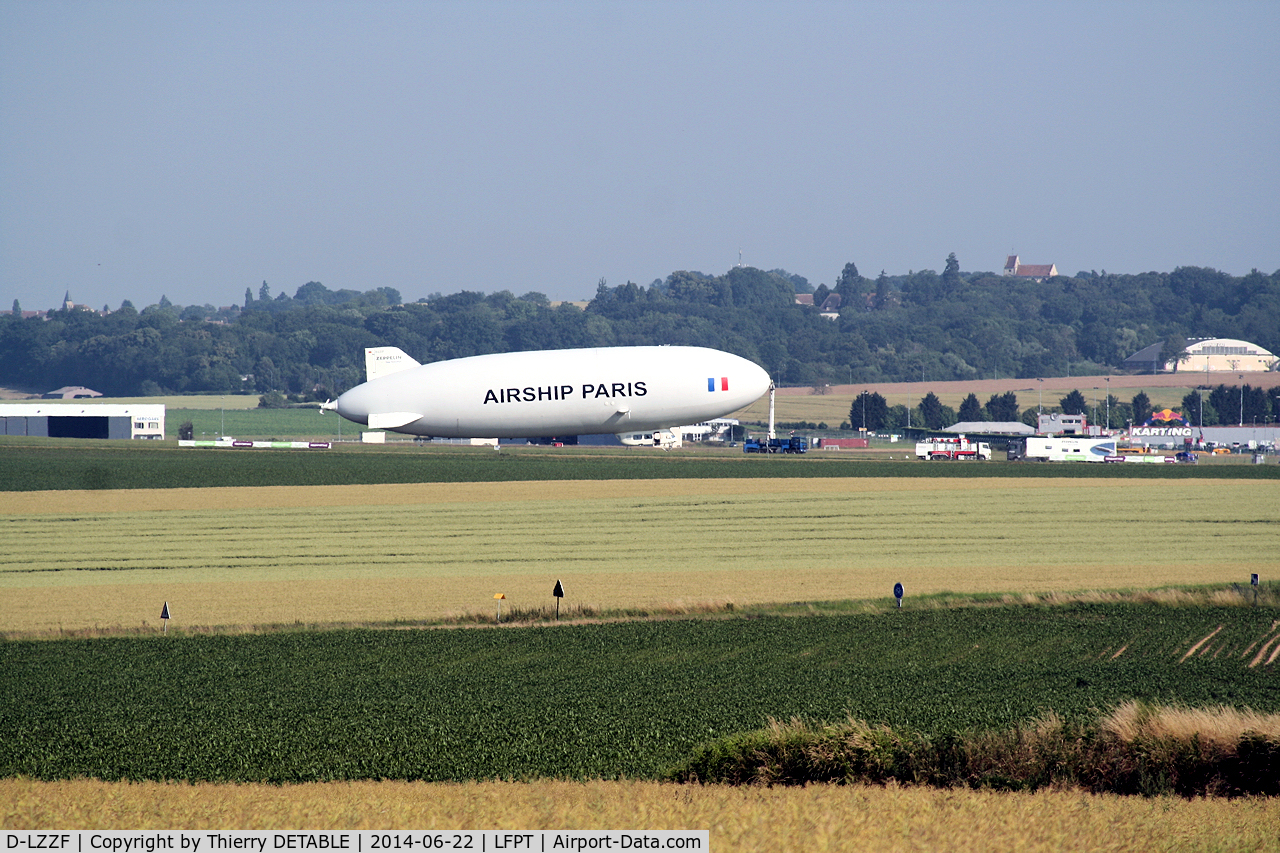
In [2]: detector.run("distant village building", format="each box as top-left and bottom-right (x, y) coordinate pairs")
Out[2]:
(1003, 255), (1058, 280)
(794, 292), (840, 318)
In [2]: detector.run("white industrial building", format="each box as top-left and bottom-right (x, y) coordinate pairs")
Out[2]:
(0, 403), (166, 439)
(1124, 337), (1278, 373)
(1177, 338), (1278, 373)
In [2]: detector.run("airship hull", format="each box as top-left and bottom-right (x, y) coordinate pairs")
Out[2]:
(334, 346), (771, 438)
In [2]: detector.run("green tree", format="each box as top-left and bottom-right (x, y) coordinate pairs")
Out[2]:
(244, 287), (254, 307)
(942, 252), (961, 292)
(10, 299), (19, 315)
(919, 392), (946, 429)
(1131, 391), (1153, 426)
(986, 391), (1020, 422)
(255, 356), (280, 392)
(1242, 385), (1269, 424)
(1181, 390), (1218, 427)
(1208, 385), (1237, 425)
(259, 281), (271, 302)
(833, 262), (867, 304)
(873, 272), (890, 310)
(1059, 389), (1087, 415)
(850, 391), (888, 431)
(958, 393), (984, 422)
(1162, 333), (1189, 372)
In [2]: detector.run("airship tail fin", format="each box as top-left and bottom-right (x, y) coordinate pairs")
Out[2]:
(365, 347), (420, 381)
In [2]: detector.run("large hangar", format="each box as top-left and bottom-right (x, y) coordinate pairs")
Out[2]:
(1124, 337), (1278, 373)
(0, 403), (165, 439)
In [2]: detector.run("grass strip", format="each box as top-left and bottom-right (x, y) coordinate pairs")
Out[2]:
(1, 440), (1277, 491)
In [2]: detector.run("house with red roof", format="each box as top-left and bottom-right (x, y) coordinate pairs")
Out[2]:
(1003, 255), (1058, 280)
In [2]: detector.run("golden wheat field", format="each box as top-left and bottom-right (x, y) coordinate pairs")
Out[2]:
(3, 779), (1279, 853)
(1, 477), (1275, 634)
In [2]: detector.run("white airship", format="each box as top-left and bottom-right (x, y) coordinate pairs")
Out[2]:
(323, 345), (771, 438)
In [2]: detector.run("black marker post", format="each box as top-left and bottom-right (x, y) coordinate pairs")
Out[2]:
(552, 579), (565, 620)
(894, 583), (904, 609)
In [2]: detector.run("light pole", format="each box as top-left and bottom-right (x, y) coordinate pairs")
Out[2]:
(1036, 378), (1044, 418)
(1239, 375), (1244, 427)
(1105, 376), (1111, 431)
(1092, 387), (1099, 431)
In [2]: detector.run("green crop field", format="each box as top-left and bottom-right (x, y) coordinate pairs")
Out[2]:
(2, 439), (1276, 492)
(167, 406), (339, 440)
(2, 604), (1277, 783)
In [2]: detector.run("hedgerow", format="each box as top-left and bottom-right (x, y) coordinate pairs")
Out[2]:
(666, 703), (1280, 797)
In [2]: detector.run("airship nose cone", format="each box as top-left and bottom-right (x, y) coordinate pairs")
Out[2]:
(335, 386), (370, 425)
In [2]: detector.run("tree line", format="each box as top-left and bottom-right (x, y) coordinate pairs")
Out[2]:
(848, 384), (1278, 433)
(1, 261), (1277, 399)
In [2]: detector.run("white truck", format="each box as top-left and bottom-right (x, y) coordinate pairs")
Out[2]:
(1010, 437), (1118, 462)
(914, 436), (992, 460)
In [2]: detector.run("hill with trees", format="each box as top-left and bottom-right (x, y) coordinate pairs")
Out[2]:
(2, 262), (1277, 411)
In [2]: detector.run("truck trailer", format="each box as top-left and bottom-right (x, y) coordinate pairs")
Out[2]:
(1008, 437), (1117, 462)
(914, 436), (992, 460)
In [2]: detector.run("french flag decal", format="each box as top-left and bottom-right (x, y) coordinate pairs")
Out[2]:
(708, 377), (729, 392)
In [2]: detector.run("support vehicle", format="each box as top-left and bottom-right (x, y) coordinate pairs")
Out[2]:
(914, 436), (992, 460)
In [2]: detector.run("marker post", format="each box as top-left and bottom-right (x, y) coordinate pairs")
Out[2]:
(893, 583), (904, 609)
(494, 593), (506, 623)
(552, 579), (565, 620)
(160, 601), (170, 634)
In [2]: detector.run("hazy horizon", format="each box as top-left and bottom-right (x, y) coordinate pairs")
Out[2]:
(4, 1), (1277, 313)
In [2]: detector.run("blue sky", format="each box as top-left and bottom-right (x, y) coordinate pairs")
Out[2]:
(3, 0), (1277, 312)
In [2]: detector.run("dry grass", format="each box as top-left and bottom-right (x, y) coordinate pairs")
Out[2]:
(4, 779), (1279, 852)
(2, 478), (1274, 634)
(1101, 702), (1280, 747)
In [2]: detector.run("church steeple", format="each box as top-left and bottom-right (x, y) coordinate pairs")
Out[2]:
(63, 290), (74, 311)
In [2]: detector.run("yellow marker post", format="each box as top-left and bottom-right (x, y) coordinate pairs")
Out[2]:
(493, 593), (506, 623)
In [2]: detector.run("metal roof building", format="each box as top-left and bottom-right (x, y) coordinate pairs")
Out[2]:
(944, 421), (1035, 436)
(0, 403), (165, 439)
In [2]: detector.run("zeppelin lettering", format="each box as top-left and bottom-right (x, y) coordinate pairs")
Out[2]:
(483, 382), (648, 404)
